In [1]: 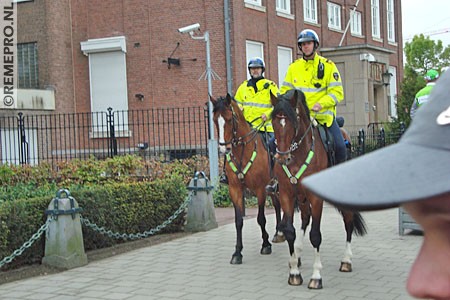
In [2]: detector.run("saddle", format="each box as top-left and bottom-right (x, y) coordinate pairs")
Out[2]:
(317, 125), (336, 167)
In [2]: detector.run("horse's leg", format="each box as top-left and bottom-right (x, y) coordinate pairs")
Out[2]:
(278, 190), (303, 286)
(256, 189), (272, 255)
(229, 185), (245, 264)
(307, 195), (324, 289)
(294, 197), (310, 267)
(270, 193), (285, 243)
(339, 210), (367, 272)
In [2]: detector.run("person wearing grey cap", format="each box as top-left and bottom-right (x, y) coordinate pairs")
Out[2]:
(302, 70), (450, 299)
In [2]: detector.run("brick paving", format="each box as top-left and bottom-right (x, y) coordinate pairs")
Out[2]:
(0, 205), (420, 299)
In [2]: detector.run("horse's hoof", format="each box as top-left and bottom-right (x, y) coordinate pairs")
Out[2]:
(339, 262), (352, 272)
(288, 274), (303, 286)
(260, 245), (272, 255)
(230, 255), (242, 265)
(272, 234), (285, 243)
(307, 278), (323, 289)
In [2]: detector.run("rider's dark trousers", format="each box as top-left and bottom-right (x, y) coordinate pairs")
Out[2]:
(328, 118), (347, 164)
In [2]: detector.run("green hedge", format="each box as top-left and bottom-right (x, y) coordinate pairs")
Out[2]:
(0, 176), (187, 270)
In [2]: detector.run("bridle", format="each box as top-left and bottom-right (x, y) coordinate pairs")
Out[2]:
(275, 113), (314, 156)
(217, 105), (261, 147)
(216, 101), (262, 181)
(274, 110), (316, 185)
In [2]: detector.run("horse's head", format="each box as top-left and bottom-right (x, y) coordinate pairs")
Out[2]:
(270, 89), (309, 165)
(211, 93), (238, 154)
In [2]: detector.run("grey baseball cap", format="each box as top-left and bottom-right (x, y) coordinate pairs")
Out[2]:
(302, 70), (450, 211)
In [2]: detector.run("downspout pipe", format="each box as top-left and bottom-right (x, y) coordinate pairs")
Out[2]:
(224, 0), (233, 94)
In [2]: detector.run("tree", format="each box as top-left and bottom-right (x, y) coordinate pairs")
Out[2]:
(395, 35), (450, 127)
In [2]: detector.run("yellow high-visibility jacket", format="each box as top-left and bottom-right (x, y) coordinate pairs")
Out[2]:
(280, 54), (344, 127)
(235, 78), (279, 132)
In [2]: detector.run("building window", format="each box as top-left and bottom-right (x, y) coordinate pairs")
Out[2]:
(371, 0), (380, 39)
(245, 0), (262, 6)
(246, 41), (264, 80)
(81, 36), (129, 135)
(387, 0), (395, 42)
(350, 10), (362, 36)
(18, 42), (39, 89)
(327, 2), (341, 30)
(276, 0), (291, 14)
(277, 46), (292, 86)
(304, 0), (318, 24)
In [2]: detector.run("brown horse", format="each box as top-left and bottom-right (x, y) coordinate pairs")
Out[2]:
(211, 94), (282, 264)
(270, 89), (367, 288)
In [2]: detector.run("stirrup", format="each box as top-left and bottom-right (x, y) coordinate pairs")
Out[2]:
(219, 174), (229, 185)
(265, 179), (278, 194)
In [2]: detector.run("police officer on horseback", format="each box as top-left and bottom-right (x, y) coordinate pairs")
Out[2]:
(220, 57), (279, 184)
(265, 29), (347, 193)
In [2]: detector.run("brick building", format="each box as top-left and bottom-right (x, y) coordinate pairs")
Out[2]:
(10, 0), (403, 127)
(1, 0), (403, 164)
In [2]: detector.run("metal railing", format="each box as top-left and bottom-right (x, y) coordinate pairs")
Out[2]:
(0, 106), (405, 166)
(0, 106), (209, 166)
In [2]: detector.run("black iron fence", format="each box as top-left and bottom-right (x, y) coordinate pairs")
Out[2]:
(0, 106), (405, 167)
(0, 107), (209, 166)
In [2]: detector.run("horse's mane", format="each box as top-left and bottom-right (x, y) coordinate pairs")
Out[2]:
(272, 89), (309, 130)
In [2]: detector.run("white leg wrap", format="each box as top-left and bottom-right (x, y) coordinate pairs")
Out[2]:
(341, 241), (353, 264)
(311, 249), (323, 280)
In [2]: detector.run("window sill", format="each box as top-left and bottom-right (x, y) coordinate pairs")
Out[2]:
(328, 26), (344, 33)
(388, 40), (398, 47)
(350, 33), (365, 39)
(276, 10), (294, 20)
(244, 2), (266, 13)
(90, 130), (132, 139)
(372, 36), (383, 43)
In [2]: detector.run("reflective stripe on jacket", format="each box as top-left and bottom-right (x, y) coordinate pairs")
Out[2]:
(235, 78), (279, 132)
(280, 54), (344, 127)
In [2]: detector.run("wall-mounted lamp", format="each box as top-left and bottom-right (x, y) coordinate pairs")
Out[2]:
(382, 70), (393, 86)
(135, 93), (144, 101)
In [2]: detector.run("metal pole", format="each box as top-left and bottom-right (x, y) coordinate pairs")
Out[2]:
(204, 31), (219, 186)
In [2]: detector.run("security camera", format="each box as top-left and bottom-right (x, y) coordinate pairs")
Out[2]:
(178, 23), (200, 34)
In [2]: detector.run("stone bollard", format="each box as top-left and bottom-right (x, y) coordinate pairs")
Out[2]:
(185, 171), (218, 232)
(42, 189), (88, 269)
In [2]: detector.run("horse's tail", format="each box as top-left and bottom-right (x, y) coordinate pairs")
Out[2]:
(352, 212), (368, 237)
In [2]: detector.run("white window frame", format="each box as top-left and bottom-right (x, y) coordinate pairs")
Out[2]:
(80, 36), (130, 137)
(276, 0), (291, 15)
(327, 2), (341, 30)
(371, 0), (380, 39)
(277, 46), (293, 86)
(304, 0), (318, 24)
(386, 0), (395, 42)
(350, 10), (362, 36)
(246, 41), (264, 80)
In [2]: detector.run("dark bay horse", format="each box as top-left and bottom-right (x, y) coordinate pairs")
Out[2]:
(270, 90), (367, 289)
(211, 94), (282, 264)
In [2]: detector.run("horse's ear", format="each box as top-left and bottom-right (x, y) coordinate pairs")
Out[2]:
(225, 93), (233, 106)
(270, 91), (278, 107)
(209, 94), (217, 105)
(290, 90), (298, 108)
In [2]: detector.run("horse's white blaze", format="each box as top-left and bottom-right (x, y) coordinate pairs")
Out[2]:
(341, 241), (353, 263)
(311, 249), (323, 279)
(218, 115), (226, 153)
(280, 118), (286, 127)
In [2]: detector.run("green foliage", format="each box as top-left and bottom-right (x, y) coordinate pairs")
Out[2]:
(396, 35), (450, 127)
(0, 178), (187, 269)
(213, 184), (232, 207)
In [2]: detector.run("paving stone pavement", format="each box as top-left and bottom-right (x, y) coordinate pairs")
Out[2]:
(0, 205), (421, 300)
